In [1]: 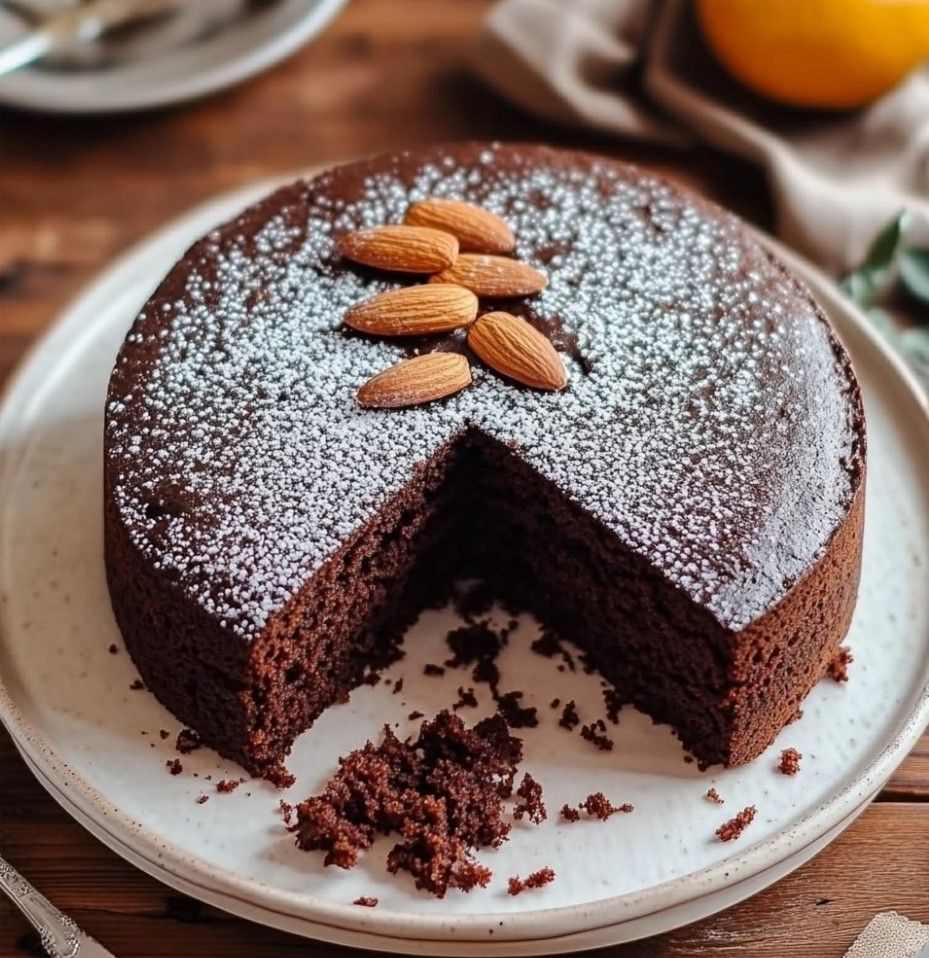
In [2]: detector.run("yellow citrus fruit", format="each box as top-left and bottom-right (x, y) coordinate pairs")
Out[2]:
(696, 0), (929, 109)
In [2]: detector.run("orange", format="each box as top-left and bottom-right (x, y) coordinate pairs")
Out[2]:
(696, 0), (929, 109)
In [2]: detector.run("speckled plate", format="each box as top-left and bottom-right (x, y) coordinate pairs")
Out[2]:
(1, 174), (928, 956)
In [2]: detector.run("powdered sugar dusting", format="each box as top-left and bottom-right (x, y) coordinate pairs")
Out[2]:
(105, 145), (860, 637)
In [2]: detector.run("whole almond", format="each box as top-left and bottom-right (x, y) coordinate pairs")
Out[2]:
(468, 311), (567, 391)
(344, 284), (478, 337)
(404, 199), (516, 254)
(338, 226), (458, 274)
(430, 254), (547, 298)
(357, 352), (472, 408)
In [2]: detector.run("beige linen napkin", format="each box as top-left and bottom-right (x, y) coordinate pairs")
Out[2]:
(475, 0), (929, 275)
(844, 912), (929, 958)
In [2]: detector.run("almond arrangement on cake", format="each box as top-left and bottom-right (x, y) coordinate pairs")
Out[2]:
(103, 143), (865, 784)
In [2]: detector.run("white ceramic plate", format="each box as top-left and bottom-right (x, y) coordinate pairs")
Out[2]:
(0, 0), (347, 113)
(1, 175), (928, 956)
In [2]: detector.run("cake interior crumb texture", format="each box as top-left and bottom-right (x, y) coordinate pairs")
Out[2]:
(104, 143), (865, 781)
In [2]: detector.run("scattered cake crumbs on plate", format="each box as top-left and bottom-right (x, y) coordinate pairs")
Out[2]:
(602, 687), (624, 724)
(513, 773), (546, 824)
(195, 794), (209, 805)
(705, 787), (724, 804)
(495, 690), (539, 728)
(827, 647), (853, 682)
(353, 896), (378, 907)
(408, 710), (424, 720)
(290, 710), (522, 897)
(778, 748), (802, 775)
(579, 792), (633, 819)
(715, 805), (757, 841)
(423, 663), (446, 677)
(507, 867), (556, 896)
(216, 778), (244, 794)
(558, 700), (580, 731)
(129, 678), (145, 691)
(560, 793), (632, 822)
(580, 721), (614, 751)
(166, 758), (183, 776)
(452, 685), (478, 710)
(175, 728), (202, 754)
(392, 677), (404, 695)
(159, 729), (170, 740)
(530, 629), (576, 671)
(108, 643), (119, 655)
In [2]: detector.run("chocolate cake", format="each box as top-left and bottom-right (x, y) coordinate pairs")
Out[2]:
(103, 143), (866, 781)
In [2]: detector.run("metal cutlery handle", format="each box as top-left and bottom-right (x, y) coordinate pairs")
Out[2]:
(0, 0), (185, 77)
(0, 854), (81, 958)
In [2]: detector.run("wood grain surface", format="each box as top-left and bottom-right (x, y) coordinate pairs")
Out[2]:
(1, 1), (926, 956)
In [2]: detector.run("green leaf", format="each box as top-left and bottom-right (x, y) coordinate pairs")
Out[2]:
(899, 248), (929, 307)
(866, 307), (897, 337)
(861, 209), (910, 278)
(900, 326), (929, 367)
(839, 210), (910, 307)
(840, 271), (878, 307)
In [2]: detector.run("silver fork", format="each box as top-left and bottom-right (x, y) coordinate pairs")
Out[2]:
(0, 0), (186, 75)
(0, 854), (117, 958)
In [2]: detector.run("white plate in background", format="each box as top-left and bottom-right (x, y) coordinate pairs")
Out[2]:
(0, 0), (347, 113)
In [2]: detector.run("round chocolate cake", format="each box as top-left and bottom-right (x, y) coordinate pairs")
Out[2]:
(104, 143), (865, 781)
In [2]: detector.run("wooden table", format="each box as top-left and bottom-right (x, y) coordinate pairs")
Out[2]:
(1, 2), (927, 955)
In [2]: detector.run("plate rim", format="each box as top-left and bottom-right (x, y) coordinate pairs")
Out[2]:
(1, 169), (928, 948)
(0, 0), (349, 114)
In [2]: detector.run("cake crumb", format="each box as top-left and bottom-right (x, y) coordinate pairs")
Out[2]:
(108, 643), (119, 655)
(408, 710), (424, 720)
(266, 764), (296, 790)
(530, 629), (575, 671)
(549, 698), (561, 709)
(715, 805), (756, 841)
(216, 778), (243, 794)
(292, 711), (522, 897)
(495, 690), (539, 729)
(166, 759), (183, 776)
(705, 788), (724, 805)
(558, 700), (580, 731)
(602, 687), (624, 724)
(159, 729), (170, 740)
(196, 795), (209, 805)
(513, 773), (546, 824)
(353, 896), (378, 907)
(278, 800), (295, 826)
(507, 867), (555, 896)
(129, 678), (145, 691)
(827, 647), (853, 683)
(559, 804), (581, 822)
(452, 686), (478, 710)
(392, 677), (404, 695)
(423, 663), (445, 677)
(579, 792), (633, 820)
(176, 728), (202, 754)
(778, 748), (802, 775)
(580, 722), (614, 751)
